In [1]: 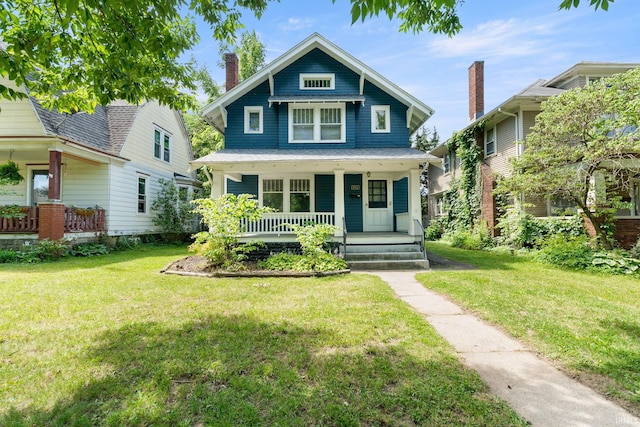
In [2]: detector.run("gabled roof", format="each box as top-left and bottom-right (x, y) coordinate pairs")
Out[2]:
(202, 33), (434, 134)
(544, 61), (640, 88)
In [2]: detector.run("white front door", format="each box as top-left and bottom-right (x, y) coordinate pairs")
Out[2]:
(364, 177), (393, 231)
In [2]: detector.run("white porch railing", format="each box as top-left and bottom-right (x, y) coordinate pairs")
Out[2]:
(242, 212), (336, 234)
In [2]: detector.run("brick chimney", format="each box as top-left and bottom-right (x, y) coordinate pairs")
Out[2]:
(468, 60), (484, 121)
(225, 53), (239, 91)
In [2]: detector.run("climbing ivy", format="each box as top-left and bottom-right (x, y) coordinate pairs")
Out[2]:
(442, 121), (484, 233)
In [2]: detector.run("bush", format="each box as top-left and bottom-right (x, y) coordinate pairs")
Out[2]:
(536, 235), (595, 270)
(0, 250), (19, 263)
(151, 178), (197, 237)
(424, 217), (446, 241)
(258, 252), (347, 272)
(69, 243), (110, 257)
(496, 210), (585, 249)
(446, 222), (493, 251)
(592, 251), (640, 275)
(629, 237), (640, 259)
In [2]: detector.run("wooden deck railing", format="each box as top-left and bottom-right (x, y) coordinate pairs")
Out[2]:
(0, 206), (39, 233)
(64, 207), (106, 232)
(242, 212), (335, 234)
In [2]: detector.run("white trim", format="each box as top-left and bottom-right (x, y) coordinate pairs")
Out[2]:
(371, 105), (390, 133)
(244, 106), (263, 134)
(485, 127), (496, 157)
(299, 73), (335, 90)
(153, 126), (172, 164)
(288, 103), (346, 143)
(137, 174), (148, 214)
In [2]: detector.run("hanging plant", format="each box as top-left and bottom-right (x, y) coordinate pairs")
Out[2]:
(0, 160), (25, 185)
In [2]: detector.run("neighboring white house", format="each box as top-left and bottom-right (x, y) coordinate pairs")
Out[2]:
(0, 77), (199, 247)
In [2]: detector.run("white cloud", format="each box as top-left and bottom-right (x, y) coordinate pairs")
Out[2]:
(427, 16), (561, 61)
(279, 17), (314, 32)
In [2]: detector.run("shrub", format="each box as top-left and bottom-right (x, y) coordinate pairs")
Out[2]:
(536, 235), (595, 270)
(591, 251), (640, 275)
(151, 178), (197, 237)
(69, 243), (110, 257)
(258, 252), (347, 272)
(629, 237), (640, 259)
(287, 223), (337, 256)
(497, 209), (586, 249)
(190, 194), (272, 269)
(446, 222), (493, 250)
(0, 250), (19, 263)
(424, 217), (447, 241)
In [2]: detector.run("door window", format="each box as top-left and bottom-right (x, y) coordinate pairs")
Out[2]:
(368, 180), (387, 208)
(32, 170), (49, 205)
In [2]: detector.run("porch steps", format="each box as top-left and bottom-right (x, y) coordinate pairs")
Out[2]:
(342, 243), (429, 270)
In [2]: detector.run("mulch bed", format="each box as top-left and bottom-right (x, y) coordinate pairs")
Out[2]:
(161, 255), (350, 278)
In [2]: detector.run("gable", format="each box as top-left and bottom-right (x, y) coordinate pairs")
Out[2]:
(0, 78), (47, 137)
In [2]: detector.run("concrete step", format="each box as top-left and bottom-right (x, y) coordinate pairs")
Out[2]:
(342, 243), (421, 254)
(344, 251), (425, 261)
(347, 258), (430, 270)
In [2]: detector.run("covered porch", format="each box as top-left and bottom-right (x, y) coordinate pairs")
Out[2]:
(192, 148), (439, 241)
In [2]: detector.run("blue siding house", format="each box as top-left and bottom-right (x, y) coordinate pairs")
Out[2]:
(192, 33), (438, 245)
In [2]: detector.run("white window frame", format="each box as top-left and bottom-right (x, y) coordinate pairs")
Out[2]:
(137, 175), (147, 214)
(485, 127), (496, 157)
(288, 103), (346, 143)
(443, 152), (450, 174)
(371, 105), (391, 133)
(153, 126), (172, 163)
(244, 106), (263, 134)
(435, 197), (445, 216)
(259, 175), (315, 212)
(299, 73), (335, 90)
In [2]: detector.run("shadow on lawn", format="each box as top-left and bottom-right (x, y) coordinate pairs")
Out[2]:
(2, 315), (525, 426)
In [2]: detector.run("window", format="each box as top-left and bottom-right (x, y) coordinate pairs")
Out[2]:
(290, 179), (310, 212)
(371, 105), (390, 133)
(178, 186), (189, 202)
(300, 73), (335, 90)
(154, 127), (171, 163)
(244, 106), (263, 134)
(485, 127), (496, 156)
(260, 177), (313, 212)
(435, 197), (444, 216)
(289, 103), (345, 143)
(31, 169), (49, 205)
(368, 180), (387, 209)
(263, 179), (284, 211)
(138, 176), (147, 213)
(443, 152), (451, 174)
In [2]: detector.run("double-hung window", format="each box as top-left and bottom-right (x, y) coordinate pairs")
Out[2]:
(443, 152), (451, 174)
(137, 176), (147, 213)
(244, 106), (263, 134)
(261, 177), (312, 212)
(485, 127), (496, 157)
(289, 103), (345, 143)
(154, 127), (171, 163)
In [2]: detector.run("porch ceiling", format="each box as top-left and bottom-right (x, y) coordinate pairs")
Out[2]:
(191, 148), (439, 173)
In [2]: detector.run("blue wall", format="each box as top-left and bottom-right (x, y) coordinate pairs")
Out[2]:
(225, 48), (411, 150)
(344, 174), (363, 232)
(227, 175), (258, 197)
(315, 175), (335, 212)
(393, 177), (408, 214)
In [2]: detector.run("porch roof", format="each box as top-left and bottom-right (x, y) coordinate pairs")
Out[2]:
(191, 148), (439, 170)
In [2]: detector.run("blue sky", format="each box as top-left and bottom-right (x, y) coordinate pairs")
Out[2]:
(188, 0), (639, 140)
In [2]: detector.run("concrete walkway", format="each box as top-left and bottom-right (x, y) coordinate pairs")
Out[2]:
(370, 271), (640, 427)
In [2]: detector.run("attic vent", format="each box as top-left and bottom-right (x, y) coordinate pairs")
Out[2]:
(300, 73), (335, 90)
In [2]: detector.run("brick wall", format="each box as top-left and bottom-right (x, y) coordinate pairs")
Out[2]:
(613, 219), (640, 249)
(38, 203), (65, 241)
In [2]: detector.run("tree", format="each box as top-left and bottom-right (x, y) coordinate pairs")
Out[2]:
(0, 0), (612, 114)
(218, 30), (266, 81)
(498, 68), (640, 249)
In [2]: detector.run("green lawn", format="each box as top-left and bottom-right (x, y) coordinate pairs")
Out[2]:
(0, 246), (526, 426)
(419, 242), (640, 416)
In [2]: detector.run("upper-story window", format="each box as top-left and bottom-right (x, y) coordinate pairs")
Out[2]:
(485, 127), (496, 157)
(300, 73), (335, 90)
(289, 103), (345, 143)
(244, 106), (263, 134)
(154, 127), (171, 163)
(371, 105), (390, 133)
(443, 151), (451, 174)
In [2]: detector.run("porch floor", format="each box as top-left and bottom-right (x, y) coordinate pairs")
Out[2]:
(346, 232), (416, 245)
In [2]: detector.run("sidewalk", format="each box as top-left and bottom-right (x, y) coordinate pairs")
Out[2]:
(370, 271), (640, 427)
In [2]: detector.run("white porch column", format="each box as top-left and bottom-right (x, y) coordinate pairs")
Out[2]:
(408, 168), (421, 236)
(210, 170), (224, 199)
(334, 169), (345, 237)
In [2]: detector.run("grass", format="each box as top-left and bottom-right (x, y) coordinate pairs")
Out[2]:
(0, 245), (526, 426)
(419, 241), (640, 416)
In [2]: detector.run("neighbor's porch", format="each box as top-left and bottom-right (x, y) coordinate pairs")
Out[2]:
(0, 205), (107, 237)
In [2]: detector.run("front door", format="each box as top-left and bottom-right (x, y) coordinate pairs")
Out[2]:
(31, 169), (49, 205)
(344, 174), (363, 232)
(364, 177), (393, 232)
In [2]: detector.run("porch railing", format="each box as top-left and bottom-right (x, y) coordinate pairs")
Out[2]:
(243, 212), (335, 234)
(65, 207), (107, 232)
(0, 206), (39, 233)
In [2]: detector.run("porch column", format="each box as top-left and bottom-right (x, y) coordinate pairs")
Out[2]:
(48, 149), (62, 201)
(334, 169), (345, 237)
(38, 202), (65, 241)
(210, 170), (224, 199)
(408, 168), (421, 236)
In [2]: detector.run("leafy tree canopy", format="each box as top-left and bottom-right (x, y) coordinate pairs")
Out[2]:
(497, 67), (640, 249)
(0, 0), (613, 113)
